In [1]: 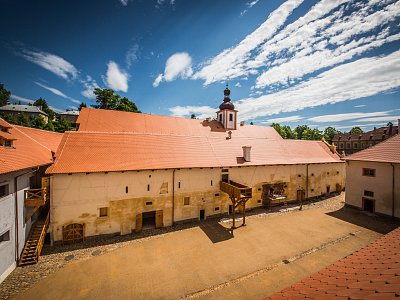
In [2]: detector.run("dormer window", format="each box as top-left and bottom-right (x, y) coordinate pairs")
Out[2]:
(0, 137), (14, 148)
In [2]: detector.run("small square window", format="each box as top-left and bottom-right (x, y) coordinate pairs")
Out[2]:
(362, 168), (376, 177)
(99, 207), (108, 217)
(214, 193), (220, 197)
(145, 201), (152, 206)
(214, 207), (220, 211)
(257, 200), (261, 203)
(0, 184), (9, 198)
(298, 174), (301, 177)
(184, 197), (190, 206)
(364, 190), (374, 197)
(0, 230), (10, 243)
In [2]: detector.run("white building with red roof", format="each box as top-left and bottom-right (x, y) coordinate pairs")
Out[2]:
(46, 88), (346, 243)
(344, 133), (400, 218)
(0, 119), (62, 283)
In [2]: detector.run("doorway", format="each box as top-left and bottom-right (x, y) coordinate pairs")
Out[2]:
(326, 185), (331, 194)
(363, 198), (374, 213)
(228, 205), (233, 215)
(142, 211), (156, 230)
(199, 209), (205, 220)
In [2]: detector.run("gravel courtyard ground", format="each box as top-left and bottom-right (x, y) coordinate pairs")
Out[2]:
(1, 193), (399, 300)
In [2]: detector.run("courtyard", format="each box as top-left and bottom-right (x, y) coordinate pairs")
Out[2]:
(1, 194), (399, 300)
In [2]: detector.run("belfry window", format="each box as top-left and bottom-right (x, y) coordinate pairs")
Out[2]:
(229, 114), (233, 121)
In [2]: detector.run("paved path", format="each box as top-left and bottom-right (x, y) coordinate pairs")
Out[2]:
(14, 206), (396, 300)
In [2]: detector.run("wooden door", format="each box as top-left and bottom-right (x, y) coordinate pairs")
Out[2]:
(155, 210), (163, 228)
(63, 223), (84, 244)
(135, 213), (142, 232)
(297, 190), (305, 201)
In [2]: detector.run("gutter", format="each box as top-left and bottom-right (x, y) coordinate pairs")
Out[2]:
(14, 167), (39, 262)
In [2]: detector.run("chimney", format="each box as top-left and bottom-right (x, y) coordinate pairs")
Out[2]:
(242, 146), (252, 162)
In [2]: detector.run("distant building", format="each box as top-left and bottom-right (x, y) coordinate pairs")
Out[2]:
(332, 121), (399, 155)
(344, 133), (400, 218)
(0, 104), (49, 124)
(58, 110), (79, 124)
(0, 118), (62, 283)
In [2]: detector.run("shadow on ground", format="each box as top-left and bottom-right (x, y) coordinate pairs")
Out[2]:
(199, 221), (233, 243)
(326, 206), (400, 234)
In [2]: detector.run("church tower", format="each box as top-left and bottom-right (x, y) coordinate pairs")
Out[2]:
(217, 84), (237, 130)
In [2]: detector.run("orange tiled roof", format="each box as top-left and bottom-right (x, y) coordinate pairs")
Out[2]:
(266, 227), (400, 300)
(344, 134), (400, 164)
(0, 119), (63, 174)
(46, 108), (342, 174)
(77, 108), (283, 139)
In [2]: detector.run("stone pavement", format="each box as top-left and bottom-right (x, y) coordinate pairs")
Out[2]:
(1, 194), (399, 300)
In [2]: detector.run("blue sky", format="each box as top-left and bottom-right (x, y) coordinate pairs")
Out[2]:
(1, 0), (399, 132)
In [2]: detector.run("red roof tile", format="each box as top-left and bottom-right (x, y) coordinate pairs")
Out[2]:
(344, 134), (400, 163)
(265, 227), (400, 300)
(0, 119), (63, 174)
(46, 108), (342, 174)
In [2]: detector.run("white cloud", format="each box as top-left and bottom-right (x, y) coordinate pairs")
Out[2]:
(264, 115), (303, 123)
(153, 52), (193, 87)
(126, 44), (139, 68)
(153, 74), (163, 88)
(119, 0), (128, 6)
(169, 105), (215, 119)
(10, 94), (34, 104)
(354, 104), (366, 108)
(308, 111), (392, 123)
(254, 1), (400, 88)
(193, 0), (304, 85)
(81, 76), (100, 99)
(18, 48), (78, 80)
(235, 82), (242, 88)
(354, 116), (400, 122)
(241, 0), (261, 15)
(34, 81), (81, 104)
(236, 50), (400, 121)
(105, 61), (129, 92)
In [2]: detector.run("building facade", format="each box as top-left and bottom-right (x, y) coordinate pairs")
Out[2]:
(0, 119), (62, 282)
(332, 122), (399, 155)
(344, 134), (400, 218)
(47, 88), (345, 243)
(0, 104), (49, 124)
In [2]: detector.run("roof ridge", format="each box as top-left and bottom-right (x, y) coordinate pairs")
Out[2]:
(13, 125), (52, 152)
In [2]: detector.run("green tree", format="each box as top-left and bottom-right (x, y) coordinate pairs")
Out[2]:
(54, 116), (71, 133)
(323, 126), (338, 144)
(0, 83), (11, 106)
(349, 126), (363, 134)
(387, 122), (393, 126)
(33, 98), (56, 121)
(31, 115), (46, 129)
(92, 88), (141, 112)
(294, 125), (311, 140)
(16, 113), (29, 126)
(302, 128), (323, 140)
(78, 102), (87, 111)
(282, 125), (296, 139)
(191, 113), (196, 119)
(44, 120), (55, 131)
(2, 114), (16, 124)
(271, 123), (286, 138)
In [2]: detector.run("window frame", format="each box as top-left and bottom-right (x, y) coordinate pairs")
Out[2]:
(362, 168), (376, 177)
(99, 207), (109, 218)
(184, 196), (190, 206)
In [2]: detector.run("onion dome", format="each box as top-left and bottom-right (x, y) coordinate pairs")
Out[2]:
(219, 84), (235, 110)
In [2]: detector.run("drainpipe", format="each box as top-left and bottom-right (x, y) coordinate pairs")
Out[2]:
(172, 169), (175, 225)
(306, 164), (309, 201)
(392, 163), (395, 218)
(14, 167), (39, 262)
